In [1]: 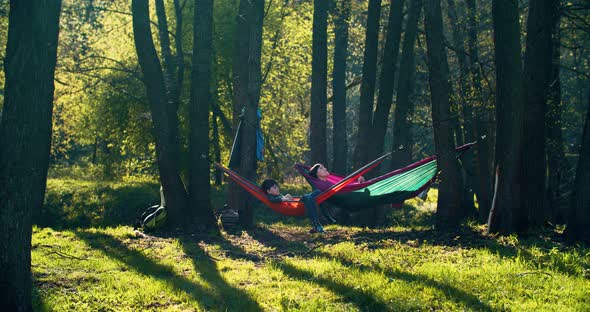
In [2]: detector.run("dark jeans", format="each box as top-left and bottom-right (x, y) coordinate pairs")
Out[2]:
(301, 189), (321, 224)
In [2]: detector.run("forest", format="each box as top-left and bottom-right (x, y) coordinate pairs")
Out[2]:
(0, 0), (589, 310)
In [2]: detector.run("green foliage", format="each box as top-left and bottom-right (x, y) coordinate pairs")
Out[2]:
(41, 177), (160, 229)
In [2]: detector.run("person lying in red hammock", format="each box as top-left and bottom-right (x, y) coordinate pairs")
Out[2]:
(261, 179), (326, 233)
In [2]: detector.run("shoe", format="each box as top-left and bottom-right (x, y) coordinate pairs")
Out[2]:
(310, 220), (325, 233)
(309, 225), (325, 233)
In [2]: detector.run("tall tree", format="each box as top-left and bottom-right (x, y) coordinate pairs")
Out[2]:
(369, 0), (404, 164)
(155, 0), (186, 166)
(546, 0), (570, 223)
(465, 0), (492, 221)
(565, 93), (590, 243)
(331, 0), (351, 174)
(391, 0), (422, 170)
(235, 0), (265, 227)
(446, 0), (476, 214)
(522, 0), (555, 227)
(354, 0), (382, 168)
(311, 0), (328, 165)
(487, 0), (525, 234)
(173, 0), (186, 102)
(132, 0), (189, 225)
(228, 0), (252, 217)
(424, 0), (464, 228)
(0, 0), (62, 309)
(189, 0), (216, 228)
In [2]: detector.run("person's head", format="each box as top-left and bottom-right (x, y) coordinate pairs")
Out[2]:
(261, 179), (280, 195)
(309, 163), (329, 180)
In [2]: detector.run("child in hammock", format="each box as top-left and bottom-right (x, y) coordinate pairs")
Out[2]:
(261, 179), (325, 233)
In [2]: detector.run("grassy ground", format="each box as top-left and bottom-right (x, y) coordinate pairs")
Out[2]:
(32, 178), (590, 311)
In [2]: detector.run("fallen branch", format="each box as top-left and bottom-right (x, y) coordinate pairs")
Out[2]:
(515, 271), (553, 277)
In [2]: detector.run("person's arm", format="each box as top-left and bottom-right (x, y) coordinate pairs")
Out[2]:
(267, 194), (284, 203)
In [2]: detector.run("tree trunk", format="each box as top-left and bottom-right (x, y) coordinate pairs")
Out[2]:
(565, 93), (590, 243)
(189, 0), (216, 228)
(465, 0), (492, 221)
(228, 0), (251, 218)
(132, 0), (189, 225)
(546, 0), (570, 224)
(174, 0), (185, 102)
(391, 0), (423, 170)
(212, 106), (223, 186)
(331, 0), (350, 174)
(487, 0), (525, 234)
(311, 0), (328, 164)
(369, 0), (404, 165)
(522, 0), (554, 227)
(354, 0), (382, 168)
(238, 0), (265, 227)
(155, 0), (182, 163)
(446, 0), (476, 215)
(425, 0), (464, 228)
(0, 1), (61, 309)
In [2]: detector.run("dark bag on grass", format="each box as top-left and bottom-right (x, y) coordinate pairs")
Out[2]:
(215, 204), (239, 229)
(134, 204), (167, 230)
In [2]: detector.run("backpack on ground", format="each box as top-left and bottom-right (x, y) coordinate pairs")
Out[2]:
(134, 204), (167, 230)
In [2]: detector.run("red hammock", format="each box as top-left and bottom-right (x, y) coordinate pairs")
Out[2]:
(214, 153), (390, 216)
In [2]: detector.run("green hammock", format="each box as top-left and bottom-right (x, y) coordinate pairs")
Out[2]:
(295, 143), (475, 210)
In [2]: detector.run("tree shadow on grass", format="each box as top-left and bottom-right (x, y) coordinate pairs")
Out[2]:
(314, 250), (494, 311)
(246, 226), (492, 311)
(74, 230), (261, 311)
(337, 225), (588, 279)
(274, 261), (390, 311)
(176, 235), (263, 311)
(218, 226), (388, 311)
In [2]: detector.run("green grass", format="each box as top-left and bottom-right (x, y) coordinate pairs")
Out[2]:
(32, 178), (590, 311)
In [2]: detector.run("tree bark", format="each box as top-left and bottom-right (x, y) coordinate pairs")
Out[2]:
(487, 0), (525, 234)
(228, 0), (251, 218)
(425, 0), (464, 228)
(212, 101), (223, 186)
(546, 0), (570, 223)
(331, 0), (350, 174)
(354, 0), (382, 168)
(174, 0), (186, 102)
(132, 0), (189, 225)
(391, 0), (422, 170)
(311, 0), (328, 164)
(0, 1), (61, 309)
(446, 0), (476, 215)
(565, 92), (590, 243)
(522, 0), (554, 227)
(237, 0), (265, 227)
(369, 0), (404, 165)
(189, 0), (216, 228)
(155, 0), (182, 164)
(465, 0), (492, 221)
